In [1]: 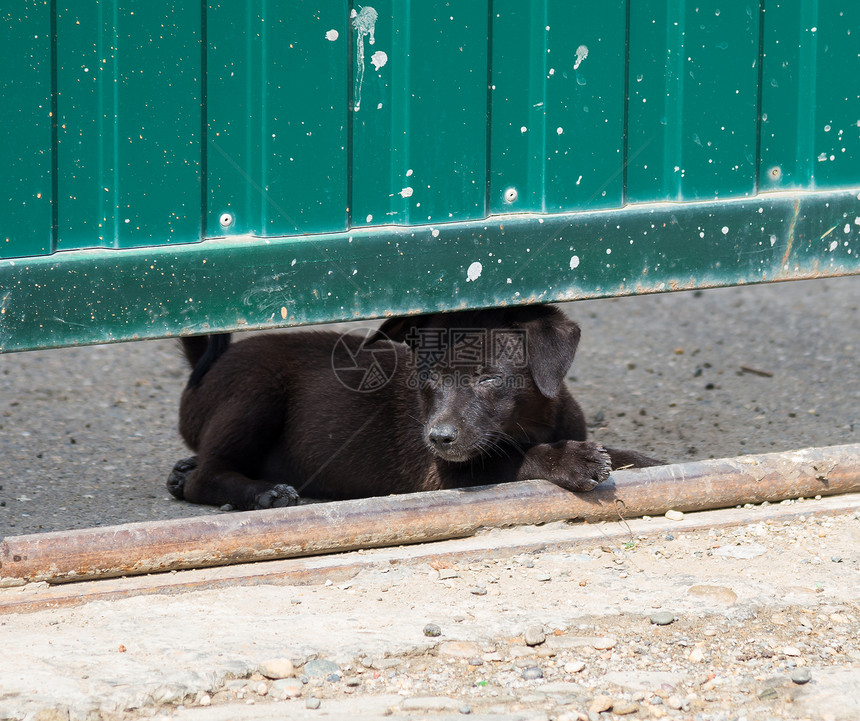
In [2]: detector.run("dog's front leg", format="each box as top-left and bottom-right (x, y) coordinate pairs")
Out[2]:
(517, 440), (612, 492)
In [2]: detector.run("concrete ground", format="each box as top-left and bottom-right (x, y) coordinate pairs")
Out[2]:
(0, 275), (859, 721)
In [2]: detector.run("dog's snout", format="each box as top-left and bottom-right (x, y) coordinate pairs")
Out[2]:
(428, 424), (459, 450)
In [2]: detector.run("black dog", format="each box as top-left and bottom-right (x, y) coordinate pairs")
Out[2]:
(167, 305), (661, 510)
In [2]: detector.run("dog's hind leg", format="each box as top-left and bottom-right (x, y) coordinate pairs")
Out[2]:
(166, 456), (198, 500)
(176, 455), (300, 510)
(171, 394), (301, 510)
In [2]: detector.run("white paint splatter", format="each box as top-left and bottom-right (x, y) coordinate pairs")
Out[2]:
(371, 50), (388, 70)
(431, 229), (440, 238)
(466, 261), (483, 282)
(325, 29), (339, 41)
(520, 126), (528, 134)
(556, 127), (564, 135)
(406, 169), (413, 177)
(829, 240), (838, 252)
(366, 214), (373, 223)
(569, 255), (580, 269)
(844, 224), (851, 233)
(399, 187), (413, 198)
(721, 226), (729, 235)
(352, 6), (378, 111)
(574, 44), (588, 70)
(291, 258), (297, 266)
(770, 234), (777, 246)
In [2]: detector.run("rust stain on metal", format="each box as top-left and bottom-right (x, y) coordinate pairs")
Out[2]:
(1, 444), (859, 587)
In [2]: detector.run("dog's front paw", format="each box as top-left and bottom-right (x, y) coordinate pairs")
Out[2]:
(166, 456), (198, 500)
(521, 440), (611, 493)
(254, 483), (300, 509)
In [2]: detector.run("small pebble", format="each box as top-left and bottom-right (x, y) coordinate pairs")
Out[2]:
(524, 626), (546, 647)
(564, 660), (586, 673)
(650, 611), (676, 626)
(470, 586), (488, 596)
(424, 623), (442, 637)
(665, 509), (684, 521)
(305, 697), (321, 710)
(666, 695), (683, 710)
(782, 646), (801, 657)
(589, 694), (614, 713)
(791, 668), (812, 684)
(613, 701), (639, 715)
(258, 658), (295, 680)
(831, 556), (843, 563)
(459, 705), (472, 715)
(303, 659), (340, 678)
(521, 666), (543, 680)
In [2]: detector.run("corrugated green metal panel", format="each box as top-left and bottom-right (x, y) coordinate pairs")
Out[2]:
(488, 1), (548, 213)
(488, 1), (626, 214)
(206, 0), (349, 237)
(760, 1), (860, 190)
(627, 0), (760, 202)
(350, 1), (489, 227)
(1, 1), (53, 259)
(544, 1), (627, 211)
(55, 1), (202, 250)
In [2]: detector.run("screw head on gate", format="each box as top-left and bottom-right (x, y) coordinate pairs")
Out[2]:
(503, 187), (518, 204)
(219, 212), (234, 228)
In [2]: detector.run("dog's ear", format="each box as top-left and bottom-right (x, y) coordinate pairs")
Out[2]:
(369, 315), (430, 346)
(521, 309), (581, 398)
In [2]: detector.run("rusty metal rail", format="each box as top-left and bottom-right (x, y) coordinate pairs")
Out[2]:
(2, 444), (859, 585)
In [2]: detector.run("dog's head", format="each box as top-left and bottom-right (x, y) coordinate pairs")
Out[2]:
(375, 305), (580, 463)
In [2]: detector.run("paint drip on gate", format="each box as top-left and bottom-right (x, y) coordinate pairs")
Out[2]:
(352, 6), (378, 111)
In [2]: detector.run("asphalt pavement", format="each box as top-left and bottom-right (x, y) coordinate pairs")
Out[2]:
(1, 275), (858, 537)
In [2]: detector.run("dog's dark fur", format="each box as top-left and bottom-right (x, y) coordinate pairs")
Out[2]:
(168, 305), (661, 510)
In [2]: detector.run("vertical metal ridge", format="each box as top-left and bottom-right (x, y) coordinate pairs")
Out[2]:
(200, 0), (208, 239)
(484, 0), (494, 219)
(259, 0), (268, 233)
(621, 0), (631, 206)
(49, 0), (58, 253)
(753, 0), (766, 195)
(111, 1), (121, 247)
(345, 0), (354, 230)
(798, 0), (819, 186)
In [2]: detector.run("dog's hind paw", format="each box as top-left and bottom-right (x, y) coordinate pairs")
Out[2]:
(254, 483), (300, 509)
(166, 456), (198, 500)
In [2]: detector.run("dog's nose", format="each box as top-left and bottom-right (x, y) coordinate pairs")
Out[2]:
(428, 424), (459, 450)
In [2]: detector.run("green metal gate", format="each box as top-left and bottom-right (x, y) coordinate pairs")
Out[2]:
(2, 1), (858, 352)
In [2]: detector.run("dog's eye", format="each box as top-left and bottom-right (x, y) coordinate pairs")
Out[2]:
(478, 375), (501, 386)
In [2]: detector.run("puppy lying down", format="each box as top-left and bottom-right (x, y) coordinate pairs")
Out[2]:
(167, 304), (661, 510)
